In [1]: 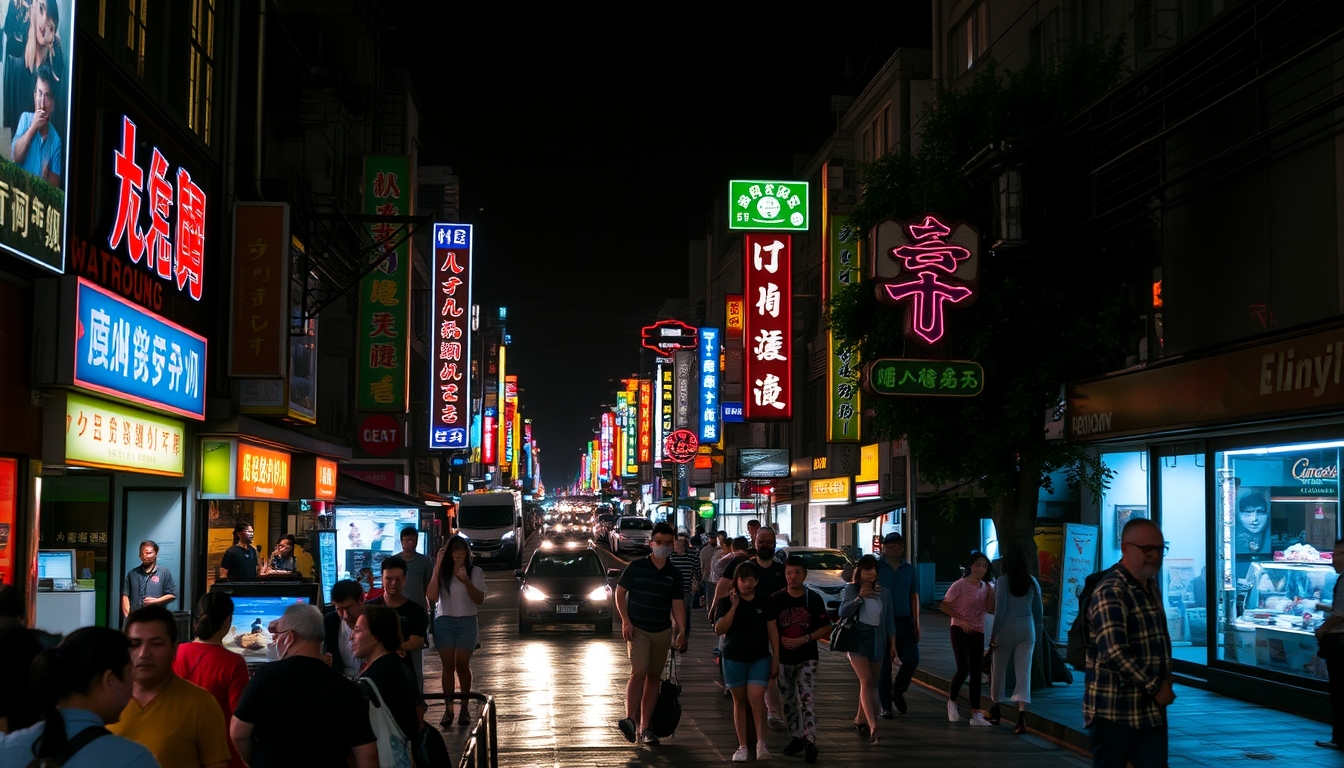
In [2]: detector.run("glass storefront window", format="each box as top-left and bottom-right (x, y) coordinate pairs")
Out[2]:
(1160, 451), (1207, 665)
(1100, 451), (1149, 567)
(1215, 440), (1340, 682)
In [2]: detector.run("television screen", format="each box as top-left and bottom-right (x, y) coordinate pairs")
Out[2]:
(37, 550), (76, 583)
(739, 449), (791, 479)
(219, 594), (311, 662)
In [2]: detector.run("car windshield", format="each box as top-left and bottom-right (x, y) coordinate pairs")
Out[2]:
(619, 518), (653, 530)
(792, 551), (851, 571)
(529, 553), (604, 577)
(459, 504), (514, 528)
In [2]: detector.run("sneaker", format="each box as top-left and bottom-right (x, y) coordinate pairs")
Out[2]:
(617, 718), (637, 743)
(804, 741), (818, 763)
(767, 714), (786, 730)
(894, 692), (908, 714)
(639, 728), (660, 744)
(783, 737), (805, 756)
(732, 746), (749, 762)
(879, 707), (894, 719)
(755, 741), (771, 760)
(946, 700), (960, 721)
(969, 711), (993, 727)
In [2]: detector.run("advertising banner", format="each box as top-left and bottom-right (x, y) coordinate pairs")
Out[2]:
(674, 350), (694, 429)
(1058, 523), (1099, 643)
(430, 223), (472, 449)
(809, 477), (851, 505)
(637, 378), (652, 464)
(357, 155), (411, 411)
(0, 0), (76, 274)
(74, 277), (206, 420)
(63, 392), (184, 476)
(697, 327), (720, 444)
(236, 443), (291, 500)
(333, 506), (419, 582)
(729, 180), (809, 231)
(725, 294), (744, 341)
(743, 234), (792, 419)
(230, 203), (288, 376)
(827, 215), (861, 441)
(1034, 522), (1065, 619)
(0, 457), (13, 585)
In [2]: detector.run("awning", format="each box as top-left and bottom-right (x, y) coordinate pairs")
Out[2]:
(819, 498), (906, 524)
(335, 473), (426, 507)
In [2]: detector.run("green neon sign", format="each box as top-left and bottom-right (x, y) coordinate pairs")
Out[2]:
(729, 180), (809, 231)
(866, 359), (984, 397)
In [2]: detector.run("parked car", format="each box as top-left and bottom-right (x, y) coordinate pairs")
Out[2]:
(515, 546), (620, 634)
(778, 547), (854, 618)
(608, 516), (654, 554)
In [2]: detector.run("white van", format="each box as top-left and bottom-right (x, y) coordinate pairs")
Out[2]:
(457, 490), (523, 566)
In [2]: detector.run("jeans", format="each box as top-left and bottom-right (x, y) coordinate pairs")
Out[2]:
(879, 616), (920, 710)
(1089, 717), (1168, 768)
(948, 625), (985, 709)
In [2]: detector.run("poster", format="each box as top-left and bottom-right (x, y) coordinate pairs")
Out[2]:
(1034, 522), (1064, 621)
(0, 457), (15, 584)
(1057, 523), (1099, 643)
(333, 506), (419, 583)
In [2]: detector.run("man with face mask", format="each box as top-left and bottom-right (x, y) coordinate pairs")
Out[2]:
(232, 604), (378, 768)
(615, 522), (686, 746)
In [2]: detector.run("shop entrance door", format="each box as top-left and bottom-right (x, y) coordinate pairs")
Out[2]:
(1158, 449), (1208, 668)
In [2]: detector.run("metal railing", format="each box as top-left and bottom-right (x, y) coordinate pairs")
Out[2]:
(424, 691), (497, 768)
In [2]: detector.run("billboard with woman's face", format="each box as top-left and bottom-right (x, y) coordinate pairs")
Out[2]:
(0, 0), (71, 273)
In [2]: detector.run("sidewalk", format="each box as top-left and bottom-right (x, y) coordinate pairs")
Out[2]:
(913, 609), (1330, 763)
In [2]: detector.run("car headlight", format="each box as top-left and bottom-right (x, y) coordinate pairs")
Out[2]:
(522, 585), (548, 601)
(502, 531), (515, 540)
(587, 585), (611, 601)
(540, 540), (554, 550)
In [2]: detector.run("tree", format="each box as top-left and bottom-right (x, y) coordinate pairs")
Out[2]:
(831, 40), (1142, 564)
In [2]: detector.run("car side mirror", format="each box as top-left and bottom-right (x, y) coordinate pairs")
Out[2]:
(513, 570), (525, 579)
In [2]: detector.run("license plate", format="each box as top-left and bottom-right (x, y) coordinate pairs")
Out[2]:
(556, 604), (578, 614)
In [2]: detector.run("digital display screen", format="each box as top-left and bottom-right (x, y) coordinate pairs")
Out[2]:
(220, 594), (310, 662)
(37, 550), (75, 581)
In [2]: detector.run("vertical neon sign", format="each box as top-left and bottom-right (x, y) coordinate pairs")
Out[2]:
(698, 327), (720, 443)
(430, 224), (472, 449)
(743, 234), (792, 419)
(875, 215), (978, 345)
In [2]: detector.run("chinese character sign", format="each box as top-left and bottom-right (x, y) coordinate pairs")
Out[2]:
(236, 443), (291, 499)
(482, 408), (497, 466)
(865, 358), (984, 397)
(74, 278), (207, 420)
(623, 380), (638, 476)
(725, 294), (744, 341)
(230, 203), (287, 376)
(64, 392), (185, 476)
(504, 377), (518, 466)
(697, 327), (720, 444)
(599, 411), (613, 481)
(875, 215), (979, 345)
(358, 155), (412, 411)
(637, 378), (652, 464)
(743, 234), (792, 419)
(729, 180), (809, 231)
(828, 215), (861, 441)
(430, 223), (472, 450)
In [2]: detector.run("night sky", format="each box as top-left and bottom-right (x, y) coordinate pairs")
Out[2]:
(405, 7), (931, 482)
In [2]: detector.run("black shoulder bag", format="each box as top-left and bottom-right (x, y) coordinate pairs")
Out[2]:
(25, 725), (109, 768)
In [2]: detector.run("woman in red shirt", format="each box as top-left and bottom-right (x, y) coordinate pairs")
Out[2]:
(173, 591), (250, 768)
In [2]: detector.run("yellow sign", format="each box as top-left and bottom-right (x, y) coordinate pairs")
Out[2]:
(809, 476), (851, 505)
(65, 393), (185, 476)
(813, 457), (827, 471)
(858, 444), (880, 482)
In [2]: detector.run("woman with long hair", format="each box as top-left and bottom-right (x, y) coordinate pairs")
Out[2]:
(989, 546), (1043, 734)
(713, 559), (781, 762)
(840, 554), (895, 743)
(0, 626), (157, 766)
(173, 592), (251, 768)
(428, 535), (486, 726)
(353, 605), (425, 766)
(941, 551), (997, 726)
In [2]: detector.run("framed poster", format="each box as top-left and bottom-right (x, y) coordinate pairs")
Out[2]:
(1115, 505), (1149, 539)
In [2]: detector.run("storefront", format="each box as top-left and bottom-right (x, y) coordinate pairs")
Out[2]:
(1067, 321), (1344, 716)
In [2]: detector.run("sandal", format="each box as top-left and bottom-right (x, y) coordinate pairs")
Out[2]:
(856, 723), (870, 739)
(1013, 720), (1027, 735)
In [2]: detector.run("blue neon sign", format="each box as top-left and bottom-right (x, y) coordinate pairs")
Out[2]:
(698, 327), (720, 443)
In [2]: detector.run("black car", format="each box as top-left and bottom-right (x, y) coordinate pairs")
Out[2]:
(515, 547), (621, 634)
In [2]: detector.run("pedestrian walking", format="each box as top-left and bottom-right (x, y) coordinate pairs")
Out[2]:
(353, 605), (426, 767)
(772, 555), (831, 764)
(988, 546), (1042, 734)
(366, 557), (429, 691)
(614, 521), (686, 746)
(324, 579), (367, 679)
(669, 533), (701, 645)
(395, 527), (435, 613)
(1314, 538), (1344, 751)
(874, 531), (921, 717)
(840, 554), (896, 743)
(1085, 517), (1175, 768)
(714, 560), (781, 762)
(699, 531), (724, 611)
(710, 536), (750, 613)
(941, 551), (996, 726)
(173, 592), (251, 768)
(427, 535), (486, 726)
(718, 528), (788, 729)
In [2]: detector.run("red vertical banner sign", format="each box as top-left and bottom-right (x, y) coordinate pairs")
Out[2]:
(482, 413), (496, 466)
(230, 203), (288, 376)
(637, 379), (652, 464)
(0, 457), (15, 585)
(430, 224), (472, 450)
(743, 234), (792, 419)
(599, 411), (614, 481)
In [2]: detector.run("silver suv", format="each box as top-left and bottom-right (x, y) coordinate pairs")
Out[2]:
(608, 516), (654, 554)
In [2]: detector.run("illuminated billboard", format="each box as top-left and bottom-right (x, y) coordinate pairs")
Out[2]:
(729, 180), (808, 231)
(430, 223), (472, 450)
(743, 234), (792, 419)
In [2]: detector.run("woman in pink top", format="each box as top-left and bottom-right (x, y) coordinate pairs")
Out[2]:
(939, 552), (995, 726)
(172, 592), (250, 768)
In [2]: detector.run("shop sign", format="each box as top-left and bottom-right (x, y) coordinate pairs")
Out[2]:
(858, 444), (880, 482)
(641, 319), (698, 357)
(725, 294), (744, 341)
(74, 278), (207, 419)
(744, 234), (792, 419)
(698, 327), (720, 444)
(828, 215), (862, 441)
(63, 392), (184, 476)
(637, 379), (652, 464)
(855, 480), (881, 500)
(653, 361), (668, 469)
(236, 443), (291, 499)
(357, 155), (412, 411)
(664, 429), (699, 464)
(0, 457), (16, 585)
(674, 350), (694, 429)
(316, 458), (338, 500)
(875, 215), (979, 345)
(723, 402), (744, 422)
(623, 380), (638, 476)
(504, 377), (518, 466)
(430, 223), (472, 450)
(599, 411), (613, 480)
(729, 180), (809, 231)
(230, 203), (288, 376)
(616, 391), (630, 474)
(866, 358), (984, 397)
(813, 457), (828, 471)
(482, 408), (496, 466)
(809, 477), (851, 505)
(109, 116), (207, 301)
(358, 414), (401, 457)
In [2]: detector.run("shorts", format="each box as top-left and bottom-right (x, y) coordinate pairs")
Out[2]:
(627, 627), (672, 676)
(723, 657), (771, 689)
(851, 623), (879, 661)
(433, 615), (479, 650)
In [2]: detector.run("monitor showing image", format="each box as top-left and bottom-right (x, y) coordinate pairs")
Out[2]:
(37, 549), (75, 587)
(209, 581), (319, 663)
(739, 448), (791, 479)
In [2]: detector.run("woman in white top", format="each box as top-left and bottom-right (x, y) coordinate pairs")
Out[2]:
(428, 535), (486, 726)
(838, 554), (896, 743)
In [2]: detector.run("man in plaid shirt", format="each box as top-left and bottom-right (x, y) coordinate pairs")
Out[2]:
(1084, 518), (1175, 767)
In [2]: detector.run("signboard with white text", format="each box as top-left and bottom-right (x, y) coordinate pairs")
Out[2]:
(430, 223), (472, 450)
(729, 180), (808, 231)
(63, 392), (184, 476)
(744, 234), (792, 419)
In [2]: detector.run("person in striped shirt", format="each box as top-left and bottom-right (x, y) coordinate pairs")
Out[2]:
(669, 534), (701, 646)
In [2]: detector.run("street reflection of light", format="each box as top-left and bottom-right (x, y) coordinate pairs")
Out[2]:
(579, 642), (618, 729)
(540, 540), (554, 550)
(566, 541), (581, 549)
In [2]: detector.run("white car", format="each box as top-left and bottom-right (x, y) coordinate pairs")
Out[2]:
(778, 547), (854, 618)
(608, 516), (654, 554)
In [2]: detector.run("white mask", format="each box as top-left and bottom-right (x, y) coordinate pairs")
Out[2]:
(651, 544), (673, 560)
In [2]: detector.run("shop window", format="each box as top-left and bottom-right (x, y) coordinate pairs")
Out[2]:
(1215, 440), (1341, 682)
(188, 0), (215, 145)
(1099, 450), (1149, 567)
(1159, 451), (1207, 665)
(127, 0), (149, 78)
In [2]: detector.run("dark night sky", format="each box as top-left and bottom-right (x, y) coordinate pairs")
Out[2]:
(404, 8), (931, 484)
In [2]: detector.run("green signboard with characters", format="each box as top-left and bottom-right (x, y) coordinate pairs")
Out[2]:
(729, 180), (809, 231)
(357, 154), (413, 412)
(866, 359), (984, 397)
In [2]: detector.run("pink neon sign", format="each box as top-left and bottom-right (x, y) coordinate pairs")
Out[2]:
(876, 215), (978, 345)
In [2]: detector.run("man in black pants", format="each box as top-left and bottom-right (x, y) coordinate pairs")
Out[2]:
(875, 532), (921, 717)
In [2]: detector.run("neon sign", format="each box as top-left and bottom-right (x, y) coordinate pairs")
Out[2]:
(430, 223), (472, 450)
(108, 116), (207, 301)
(641, 319), (698, 356)
(698, 327), (720, 443)
(875, 215), (978, 345)
(743, 234), (792, 419)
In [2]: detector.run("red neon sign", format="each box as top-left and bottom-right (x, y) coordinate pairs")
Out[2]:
(664, 429), (699, 464)
(483, 413), (496, 465)
(876, 215), (978, 345)
(641, 319), (699, 357)
(743, 234), (792, 419)
(637, 379), (652, 463)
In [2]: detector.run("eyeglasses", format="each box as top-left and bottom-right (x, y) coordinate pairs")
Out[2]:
(1124, 542), (1170, 556)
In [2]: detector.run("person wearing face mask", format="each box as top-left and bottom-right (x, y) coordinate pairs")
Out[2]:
(0, 626), (159, 767)
(231, 604), (378, 768)
(717, 527), (789, 730)
(615, 522), (686, 745)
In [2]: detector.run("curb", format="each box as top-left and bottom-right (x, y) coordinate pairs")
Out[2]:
(911, 667), (1092, 755)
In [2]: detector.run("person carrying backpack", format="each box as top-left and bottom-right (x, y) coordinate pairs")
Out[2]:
(771, 556), (832, 764)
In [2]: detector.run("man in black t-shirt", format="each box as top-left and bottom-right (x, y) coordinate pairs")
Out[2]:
(615, 522), (685, 746)
(219, 523), (259, 580)
(366, 557), (428, 690)
(771, 556), (832, 763)
(231, 603), (377, 767)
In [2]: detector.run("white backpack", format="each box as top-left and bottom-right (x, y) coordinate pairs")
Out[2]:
(357, 676), (415, 768)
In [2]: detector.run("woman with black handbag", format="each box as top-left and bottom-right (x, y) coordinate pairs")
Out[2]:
(839, 555), (896, 743)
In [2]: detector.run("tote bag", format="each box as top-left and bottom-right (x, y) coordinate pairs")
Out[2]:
(358, 677), (415, 768)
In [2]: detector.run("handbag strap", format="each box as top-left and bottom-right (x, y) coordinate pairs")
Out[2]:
(25, 725), (109, 768)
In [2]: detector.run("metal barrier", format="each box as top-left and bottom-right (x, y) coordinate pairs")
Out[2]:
(423, 691), (497, 768)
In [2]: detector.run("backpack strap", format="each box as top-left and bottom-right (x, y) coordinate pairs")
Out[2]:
(25, 725), (109, 768)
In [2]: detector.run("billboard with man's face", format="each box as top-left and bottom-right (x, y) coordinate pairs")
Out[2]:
(0, 0), (74, 273)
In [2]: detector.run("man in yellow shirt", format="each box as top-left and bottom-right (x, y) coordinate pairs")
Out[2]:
(110, 605), (231, 768)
